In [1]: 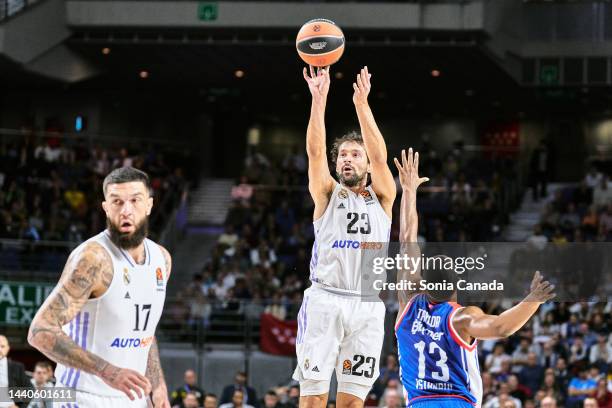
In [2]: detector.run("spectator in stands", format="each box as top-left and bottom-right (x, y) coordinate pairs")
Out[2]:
(599, 204), (612, 236)
(286, 385), (299, 408)
(540, 370), (564, 406)
(512, 338), (535, 373)
(559, 203), (581, 231)
(519, 352), (544, 396)
(262, 390), (283, 408)
(582, 206), (599, 235)
(508, 374), (530, 403)
(218, 225), (239, 250)
(219, 390), (255, 408)
(539, 341), (560, 370)
(27, 361), (54, 408)
(371, 354), (401, 399)
(483, 388), (521, 408)
(585, 167), (603, 188)
(567, 367), (597, 408)
(527, 224), (548, 251)
(380, 388), (401, 408)
(579, 323), (598, 348)
(171, 369), (205, 408)
(263, 292), (286, 321)
(182, 392), (202, 408)
(540, 396), (557, 408)
(220, 371), (257, 408)
(594, 378), (612, 408)
(232, 176), (254, 204)
(571, 335), (589, 365)
(584, 398), (600, 408)
(495, 360), (513, 384)
(592, 176), (612, 209)
(486, 343), (512, 375)
(0, 334), (31, 408)
(530, 140), (550, 201)
(481, 372), (497, 403)
(589, 334), (611, 370)
(377, 354), (400, 389)
(204, 394), (219, 408)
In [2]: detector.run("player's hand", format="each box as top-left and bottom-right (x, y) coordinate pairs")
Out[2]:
(152, 388), (171, 408)
(525, 271), (556, 304)
(100, 364), (152, 400)
(352, 66), (371, 106)
(394, 148), (429, 193)
(303, 65), (330, 104)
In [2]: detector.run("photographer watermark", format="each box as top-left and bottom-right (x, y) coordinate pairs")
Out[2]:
(350, 242), (612, 302)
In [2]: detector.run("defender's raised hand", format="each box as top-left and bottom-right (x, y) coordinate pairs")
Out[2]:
(525, 271), (556, 304)
(303, 65), (330, 104)
(394, 148), (429, 193)
(353, 66), (372, 106)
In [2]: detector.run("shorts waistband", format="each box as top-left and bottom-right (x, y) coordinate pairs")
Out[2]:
(310, 282), (380, 300)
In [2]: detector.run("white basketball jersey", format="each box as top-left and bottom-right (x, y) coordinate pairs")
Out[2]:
(55, 230), (167, 396)
(310, 183), (391, 295)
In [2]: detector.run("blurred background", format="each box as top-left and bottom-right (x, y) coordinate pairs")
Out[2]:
(0, 0), (611, 407)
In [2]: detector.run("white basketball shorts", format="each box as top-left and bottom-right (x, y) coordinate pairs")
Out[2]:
(53, 382), (149, 408)
(292, 284), (386, 397)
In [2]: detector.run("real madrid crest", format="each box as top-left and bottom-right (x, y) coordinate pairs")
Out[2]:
(304, 358), (310, 370)
(123, 267), (131, 285)
(338, 189), (348, 199)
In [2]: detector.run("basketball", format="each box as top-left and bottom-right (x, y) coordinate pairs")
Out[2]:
(296, 18), (345, 67)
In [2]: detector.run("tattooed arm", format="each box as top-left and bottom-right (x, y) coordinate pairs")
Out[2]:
(147, 338), (169, 407)
(147, 245), (172, 408)
(28, 242), (151, 400)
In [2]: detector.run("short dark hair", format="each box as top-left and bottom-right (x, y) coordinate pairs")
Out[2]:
(35, 361), (52, 370)
(330, 131), (366, 164)
(205, 393), (218, 399)
(266, 390), (278, 397)
(103, 167), (151, 196)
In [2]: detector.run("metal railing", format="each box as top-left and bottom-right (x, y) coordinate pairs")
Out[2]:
(0, 238), (74, 279)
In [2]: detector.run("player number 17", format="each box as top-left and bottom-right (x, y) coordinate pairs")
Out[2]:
(134, 304), (151, 332)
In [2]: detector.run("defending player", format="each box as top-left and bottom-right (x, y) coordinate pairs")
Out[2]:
(393, 148), (556, 407)
(292, 65), (396, 408)
(28, 167), (171, 408)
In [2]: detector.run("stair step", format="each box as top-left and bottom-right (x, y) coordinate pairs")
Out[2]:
(187, 178), (234, 225)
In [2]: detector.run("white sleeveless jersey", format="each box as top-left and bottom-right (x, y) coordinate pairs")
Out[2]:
(310, 183), (391, 295)
(55, 230), (168, 396)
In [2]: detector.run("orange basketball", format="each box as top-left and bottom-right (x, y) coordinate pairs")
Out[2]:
(296, 18), (345, 67)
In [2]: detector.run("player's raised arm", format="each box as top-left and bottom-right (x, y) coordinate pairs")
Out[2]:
(303, 66), (335, 219)
(394, 148), (429, 309)
(28, 242), (152, 401)
(454, 271), (556, 340)
(353, 66), (396, 216)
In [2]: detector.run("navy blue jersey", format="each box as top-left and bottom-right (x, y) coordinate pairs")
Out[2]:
(395, 294), (482, 406)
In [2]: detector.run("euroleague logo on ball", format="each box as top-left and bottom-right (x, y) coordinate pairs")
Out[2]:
(309, 42), (328, 50)
(313, 24), (321, 32)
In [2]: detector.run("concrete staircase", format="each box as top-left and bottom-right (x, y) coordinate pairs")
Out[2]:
(503, 183), (574, 242)
(187, 178), (234, 225)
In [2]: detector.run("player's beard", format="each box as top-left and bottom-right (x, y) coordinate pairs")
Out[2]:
(107, 217), (148, 249)
(337, 169), (366, 187)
